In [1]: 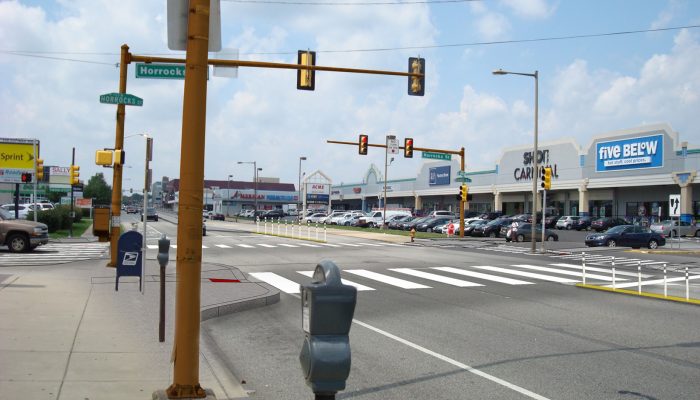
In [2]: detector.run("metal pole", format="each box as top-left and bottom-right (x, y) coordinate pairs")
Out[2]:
(167, 0), (209, 396)
(663, 264), (667, 297)
(70, 147), (75, 238)
(33, 140), (37, 222)
(382, 135), (388, 228)
(531, 71), (539, 254)
(612, 257), (616, 290)
(686, 266), (690, 301)
(460, 147), (465, 237)
(637, 261), (641, 294)
(582, 252), (586, 285)
(108, 44), (129, 268)
(159, 261), (166, 342)
(254, 162), (258, 214)
(142, 136), (150, 295)
(541, 189), (546, 252)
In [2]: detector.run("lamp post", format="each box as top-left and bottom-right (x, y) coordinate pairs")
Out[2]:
(493, 68), (539, 253)
(237, 161), (257, 213)
(125, 133), (152, 293)
(227, 174), (233, 216)
(298, 156), (306, 217)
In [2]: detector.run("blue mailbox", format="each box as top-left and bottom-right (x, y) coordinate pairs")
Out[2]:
(115, 230), (143, 291)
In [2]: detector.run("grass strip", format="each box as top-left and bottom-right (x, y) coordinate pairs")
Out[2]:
(576, 283), (700, 305)
(49, 219), (93, 239)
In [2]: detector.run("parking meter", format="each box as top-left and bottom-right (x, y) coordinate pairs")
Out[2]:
(299, 260), (357, 399)
(157, 234), (170, 342)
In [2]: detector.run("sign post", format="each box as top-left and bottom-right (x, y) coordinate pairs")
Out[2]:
(669, 194), (681, 249)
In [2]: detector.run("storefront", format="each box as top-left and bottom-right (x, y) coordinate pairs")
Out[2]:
(331, 123), (699, 223)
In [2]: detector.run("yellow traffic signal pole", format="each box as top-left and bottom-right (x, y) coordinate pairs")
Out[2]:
(327, 141), (466, 236)
(107, 44), (130, 267)
(166, 0), (209, 397)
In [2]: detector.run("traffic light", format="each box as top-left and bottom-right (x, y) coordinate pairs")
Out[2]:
(408, 57), (425, 96)
(541, 167), (552, 190)
(70, 165), (80, 185)
(358, 134), (368, 155)
(460, 185), (468, 202)
(404, 138), (413, 158)
(35, 158), (44, 181)
(297, 50), (316, 91)
(95, 150), (113, 166)
(21, 173), (32, 183)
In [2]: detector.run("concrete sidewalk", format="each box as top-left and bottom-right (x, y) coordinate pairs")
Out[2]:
(0, 255), (279, 399)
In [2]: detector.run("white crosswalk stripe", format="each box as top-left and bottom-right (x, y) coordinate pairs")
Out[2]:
(215, 244), (232, 248)
(345, 269), (431, 289)
(257, 244), (277, 248)
(390, 268), (483, 287)
(236, 244), (254, 248)
(511, 264), (625, 282)
(278, 244), (299, 248)
(474, 266), (578, 283)
(431, 267), (534, 285)
(249, 272), (300, 293)
(0, 243), (109, 266)
(147, 245), (158, 249)
(338, 243), (362, 247)
(549, 263), (653, 278)
(356, 242), (383, 247)
(296, 271), (375, 291)
(297, 243), (321, 248)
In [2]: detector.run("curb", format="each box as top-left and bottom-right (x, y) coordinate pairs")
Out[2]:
(575, 283), (700, 305)
(201, 285), (280, 322)
(625, 249), (700, 255)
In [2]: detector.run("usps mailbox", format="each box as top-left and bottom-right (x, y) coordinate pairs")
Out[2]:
(115, 230), (143, 291)
(299, 260), (357, 399)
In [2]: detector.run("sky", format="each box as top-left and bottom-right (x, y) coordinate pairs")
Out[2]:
(1, 0), (699, 192)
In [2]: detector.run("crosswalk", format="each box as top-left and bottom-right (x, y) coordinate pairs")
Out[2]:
(246, 262), (679, 294)
(0, 243), (109, 266)
(146, 241), (404, 251)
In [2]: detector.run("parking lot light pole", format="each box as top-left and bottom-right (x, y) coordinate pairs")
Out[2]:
(257, 167), (262, 212)
(493, 68), (539, 253)
(227, 174), (233, 216)
(298, 156), (306, 217)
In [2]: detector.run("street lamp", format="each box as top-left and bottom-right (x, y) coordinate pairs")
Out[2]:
(493, 68), (539, 253)
(298, 156), (307, 217)
(227, 174), (233, 216)
(237, 161), (258, 213)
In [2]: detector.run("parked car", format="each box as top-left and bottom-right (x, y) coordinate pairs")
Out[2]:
(0, 208), (49, 252)
(479, 212), (503, 220)
(389, 215), (414, 230)
(402, 216), (432, 231)
(590, 217), (628, 232)
(435, 219), (460, 234)
(556, 216), (580, 230)
(427, 210), (456, 218)
(543, 215), (559, 229)
(126, 206), (138, 214)
(305, 213), (327, 224)
(358, 210), (412, 228)
(324, 211), (347, 224)
(505, 223), (559, 242)
(262, 209), (286, 219)
(572, 216), (592, 231)
(472, 218), (513, 238)
(1, 204), (32, 219)
(415, 217), (453, 232)
(650, 220), (700, 237)
(585, 225), (665, 249)
(141, 207), (159, 221)
(464, 219), (487, 236)
(208, 212), (225, 221)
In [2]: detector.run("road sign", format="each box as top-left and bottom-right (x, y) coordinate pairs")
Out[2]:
(135, 63), (185, 80)
(669, 194), (681, 217)
(387, 135), (399, 155)
(99, 93), (143, 107)
(457, 170), (468, 177)
(455, 177), (472, 183)
(422, 151), (451, 161)
(0, 139), (38, 183)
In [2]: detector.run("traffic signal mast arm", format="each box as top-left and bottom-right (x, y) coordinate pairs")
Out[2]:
(326, 140), (461, 155)
(129, 54), (424, 80)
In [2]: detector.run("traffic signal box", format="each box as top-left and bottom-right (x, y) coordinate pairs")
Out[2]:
(404, 138), (413, 158)
(297, 50), (316, 91)
(21, 173), (32, 183)
(70, 165), (80, 185)
(36, 158), (44, 181)
(358, 134), (368, 155)
(408, 57), (425, 96)
(541, 167), (552, 190)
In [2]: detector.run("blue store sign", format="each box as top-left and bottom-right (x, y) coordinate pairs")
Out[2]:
(596, 134), (664, 172)
(429, 166), (451, 186)
(307, 193), (330, 203)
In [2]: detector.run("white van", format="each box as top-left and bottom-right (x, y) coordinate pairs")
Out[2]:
(358, 210), (412, 228)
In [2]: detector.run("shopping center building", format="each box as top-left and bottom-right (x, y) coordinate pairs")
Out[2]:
(330, 124), (699, 223)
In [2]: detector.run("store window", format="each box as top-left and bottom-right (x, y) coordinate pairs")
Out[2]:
(590, 201), (613, 218)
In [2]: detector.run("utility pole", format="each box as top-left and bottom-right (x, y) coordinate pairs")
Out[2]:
(69, 147), (75, 238)
(142, 136), (152, 295)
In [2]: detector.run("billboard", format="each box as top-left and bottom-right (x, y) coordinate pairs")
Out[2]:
(50, 166), (71, 185)
(428, 166), (451, 186)
(596, 134), (664, 172)
(0, 138), (39, 183)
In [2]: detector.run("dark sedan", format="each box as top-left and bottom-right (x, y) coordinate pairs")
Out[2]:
(572, 216), (592, 231)
(464, 219), (488, 236)
(590, 217), (628, 232)
(472, 218), (513, 237)
(388, 215), (413, 230)
(585, 225), (665, 249)
(505, 223), (559, 242)
(415, 217), (453, 232)
(262, 209), (286, 219)
(402, 217), (431, 231)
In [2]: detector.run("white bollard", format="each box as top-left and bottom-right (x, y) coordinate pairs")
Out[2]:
(264, 217), (268, 235)
(307, 222), (311, 240)
(285, 220), (288, 236)
(611, 256), (616, 290)
(324, 222), (327, 241)
(315, 223), (319, 240)
(256, 217), (259, 233)
(582, 252), (586, 285)
(663, 264), (668, 298)
(686, 266), (690, 301)
(637, 261), (641, 294)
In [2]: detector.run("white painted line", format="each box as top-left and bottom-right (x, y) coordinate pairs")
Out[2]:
(432, 267), (534, 285)
(147, 245), (158, 249)
(297, 243), (321, 248)
(170, 245), (177, 249)
(249, 272), (300, 294)
(338, 243), (362, 247)
(352, 319), (551, 400)
(512, 264), (626, 282)
(240, 235), (259, 238)
(257, 244), (277, 248)
(390, 268), (483, 287)
(357, 242), (383, 247)
(236, 244), (254, 248)
(215, 244), (232, 248)
(320, 243), (341, 247)
(382, 243), (405, 247)
(604, 274), (700, 289)
(278, 243), (299, 248)
(296, 271), (375, 291)
(549, 263), (652, 278)
(201, 245), (209, 249)
(345, 269), (431, 289)
(475, 266), (578, 283)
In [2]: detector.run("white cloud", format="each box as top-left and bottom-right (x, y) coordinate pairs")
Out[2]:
(500, 0), (556, 19)
(475, 12), (511, 41)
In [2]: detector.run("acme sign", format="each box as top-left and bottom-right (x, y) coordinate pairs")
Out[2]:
(596, 134), (663, 172)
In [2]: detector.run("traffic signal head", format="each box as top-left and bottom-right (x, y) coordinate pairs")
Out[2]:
(540, 167), (552, 190)
(404, 138), (414, 158)
(297, 50), (316, 91)
(460, 185), (468, 202)
(358, 134), (368, 155)
(21, 173), (32, 183)
(36, 158), (44, 180)
(408, 57), (425, 96)
(70, 165), (80, 185)
(95, 150), (113, 166)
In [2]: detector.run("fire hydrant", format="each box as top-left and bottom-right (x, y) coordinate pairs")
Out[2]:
(410, 227), (416, 242)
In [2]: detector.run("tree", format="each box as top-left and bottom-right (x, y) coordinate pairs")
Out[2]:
(83, 173), (112, 205)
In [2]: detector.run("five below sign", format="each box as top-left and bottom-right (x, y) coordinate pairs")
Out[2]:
(135, 63), (185, 80)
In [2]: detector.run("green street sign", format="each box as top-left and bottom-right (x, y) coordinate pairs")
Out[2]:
(135, 63), (185, 80)
(99, 93), (143, 106)
(455, 177), (472, 183)
(457, 170), (468, 177)
(422, 151), (451, 161)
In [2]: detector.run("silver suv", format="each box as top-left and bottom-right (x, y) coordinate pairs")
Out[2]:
(556, 216), (580, 230)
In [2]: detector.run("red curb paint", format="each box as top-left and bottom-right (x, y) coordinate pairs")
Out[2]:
(209, 278), (241, 283)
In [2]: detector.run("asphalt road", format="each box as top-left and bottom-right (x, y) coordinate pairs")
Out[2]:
(128, 215), (700, 399)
